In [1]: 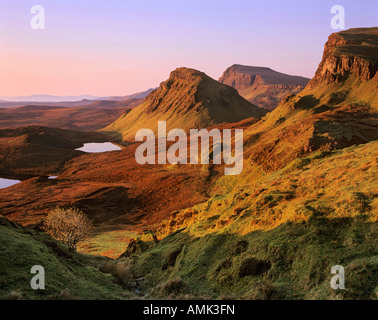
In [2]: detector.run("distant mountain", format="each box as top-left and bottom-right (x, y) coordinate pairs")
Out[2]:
(103, 67), (266, 141)
(97, 88), (156, 101)
(219, 65), (309, 110)
(0, 89), (155, 107)
(0, 94), (99, 103)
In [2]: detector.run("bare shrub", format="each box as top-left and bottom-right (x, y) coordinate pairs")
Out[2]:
(42, 207), (93, 251)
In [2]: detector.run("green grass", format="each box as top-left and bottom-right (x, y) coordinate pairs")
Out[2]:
(1, 140), (377, 300)
(105, 216), (377, 300)
(97, 140), (377, 300)
(78, 229), (138, 259)
(0, 217), (129, 300)
(156, 141), (378, 239)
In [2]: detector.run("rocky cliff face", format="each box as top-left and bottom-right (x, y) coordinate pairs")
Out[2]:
(308, 28), (378, 88)
(241, 27), (378, 172)
(219, 65), (309, 110)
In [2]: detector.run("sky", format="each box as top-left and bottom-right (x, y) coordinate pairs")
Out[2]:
(0, 0), (376, 97)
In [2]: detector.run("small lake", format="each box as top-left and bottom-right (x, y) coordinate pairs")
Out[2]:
(0, 178), (21, 189)
(75, 142), (121, 153)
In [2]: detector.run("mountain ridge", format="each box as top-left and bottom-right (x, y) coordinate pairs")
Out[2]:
(103, 67), (266, 141)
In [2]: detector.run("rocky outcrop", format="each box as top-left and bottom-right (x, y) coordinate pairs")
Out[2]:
(308, 28), (378, 88)
(241, 28), (378, 172)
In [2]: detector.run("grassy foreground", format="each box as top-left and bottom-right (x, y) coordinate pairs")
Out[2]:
(1, 141), (377, 300)
(103, 216), (377, 300)
(101, 141), (378, 300)
(0, 217), (127, 300)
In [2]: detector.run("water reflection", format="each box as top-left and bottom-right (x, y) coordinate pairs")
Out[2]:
(75, 142), (121, 153)
(0, 178), (21, 189)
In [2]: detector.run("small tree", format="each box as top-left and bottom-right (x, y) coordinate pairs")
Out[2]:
(42, 207), (93, 251)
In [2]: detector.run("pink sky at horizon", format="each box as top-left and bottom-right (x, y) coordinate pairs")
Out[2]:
(0, 0), (376, 97)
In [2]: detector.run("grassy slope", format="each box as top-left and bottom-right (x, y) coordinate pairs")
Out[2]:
(158, 141), (378, 237)
(299, 73), (378, 111)
(245, 73), (378, 140)
(0, 217), (129, 300)
(237, 72), (378, 173)
(104, 141), (377, 300)
(110, 218), (377, 300)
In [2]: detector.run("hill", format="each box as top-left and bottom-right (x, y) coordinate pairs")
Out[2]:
(219, 65), (309, 110)
(103, 67), (266, 141)
(0, 216), (127, 300)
